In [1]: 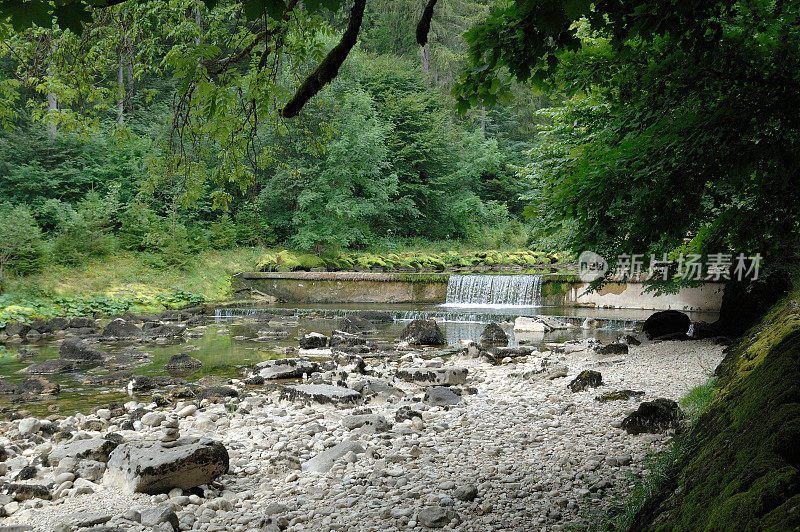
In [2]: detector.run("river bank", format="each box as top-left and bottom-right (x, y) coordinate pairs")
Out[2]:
(0, 332), (723, 531)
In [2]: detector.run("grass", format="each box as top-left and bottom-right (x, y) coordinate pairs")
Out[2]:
(2, 247), (269, 302)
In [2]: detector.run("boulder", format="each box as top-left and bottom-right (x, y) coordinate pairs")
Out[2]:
(568, 370), (603, 392)
(396, 366), (467, 386)
(453, 343), (496, 364)
(16, 348), (40, 360)
(7, 483), (50, 501)
(104, 438), (229, 494)
(341, 414), (391, 432)
(299, 332), (328, 349)
(101, 319), (143, 340)
(329, 330), (367, 348)
(18, 417), (41, 435)
(59, 338), (104, 365)
(424, 386), (462, 406)
(597, 343), (629, 355)
(513, 317), (552, 333)
(163, 353), (202, 375)
(255, 358), (318, 379)
(196, 386), (238, 401)
(48, 438), (119, 466)
(349, 377), (404, 402)
(399, 319), (445, 345)
(302, 441), (365, 473)
(18, 375), (60, 395)
(354, 310), (393, 323)
(16, 359), (73, 374)
(333, 353), (365, 374)
(69, 317), (95, 328)
(479, 322), (508, 345)
(595, 390), (645, 402)
(453, 484), (479, 502)
(142, 323), (186, 338)
(280, 384), (362, 406)
(140, 506), (179, 529)
(338, 316), (377, 334)
(4, 322), (31, 338)
(643, 310), (691, 340)
(45, 317), (70, 332)
(417, 506), (457, 528)
(622, 398), (684, 434)
(688, 320), (720, 339)
(395, 405), (423, 422)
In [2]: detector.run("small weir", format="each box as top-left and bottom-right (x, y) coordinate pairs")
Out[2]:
(443, 274), (543, 307)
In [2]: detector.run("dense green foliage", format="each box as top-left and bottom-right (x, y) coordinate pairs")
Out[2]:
(460, 0), (800, 282)
(0, 0), (550, 285)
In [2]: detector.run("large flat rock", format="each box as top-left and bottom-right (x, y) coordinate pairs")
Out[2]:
(48, 438), (119, 466)
(280, 384), (362, 406)
(103, 438), (228, 494)
(395, 366), (467, 386)
(256, 357), (319, 379)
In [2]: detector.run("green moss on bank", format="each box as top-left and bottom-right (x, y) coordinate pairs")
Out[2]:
(631, 290), (800, 531)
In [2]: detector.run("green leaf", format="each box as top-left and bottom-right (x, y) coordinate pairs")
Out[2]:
(53, 1), (92, 34)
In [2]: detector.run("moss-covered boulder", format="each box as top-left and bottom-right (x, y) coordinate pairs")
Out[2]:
(631, 292), (800, 530)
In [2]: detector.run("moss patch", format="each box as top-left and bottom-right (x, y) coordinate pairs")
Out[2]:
(631, 291), (800, 531)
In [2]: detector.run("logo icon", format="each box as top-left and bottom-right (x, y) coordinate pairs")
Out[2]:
(578, 251), (608, 282)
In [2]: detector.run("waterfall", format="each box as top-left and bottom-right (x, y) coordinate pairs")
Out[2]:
(443, 274), (543, 307)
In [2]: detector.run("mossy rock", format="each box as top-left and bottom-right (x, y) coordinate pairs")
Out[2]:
(631, 293), (800, 530)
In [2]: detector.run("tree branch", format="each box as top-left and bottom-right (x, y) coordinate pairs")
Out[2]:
(279, 0), (366, 118)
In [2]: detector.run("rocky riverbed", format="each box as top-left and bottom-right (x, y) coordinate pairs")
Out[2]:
(0, 317), (724, 531)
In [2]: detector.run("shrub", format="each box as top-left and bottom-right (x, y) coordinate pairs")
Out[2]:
(209, 213), (237, 250)
(0, 205), (45, 277)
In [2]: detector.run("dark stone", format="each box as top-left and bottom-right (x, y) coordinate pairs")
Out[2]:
(622, 398), (684, 434)
(338, 316), (377, 334)
(354, 310), (393, 324)
(241, 312), (275, 323)
(453, 484), (478, 502)
(595, 390), (646, 402)
(151, 393), (169, 407)
(479, 322), (508, 345)
(568, 370), (603, 392)
(399, 319), (445, 346)
(455, 343), (497, 364)
(168, 385), (197, 399)
(0, 445), (7, 462)
(417, 506), (457, 528)
(7, 483), (50, 501)
(17, 359), (73, 375)
(18, 375), (60, 395)
(0, 379), (18, 394)
(163, 353), (203, 375)
(14, 465), (37, 481)
(395, 405), (423, 422)
(196, 386), (238, 401)
(127, 375), (155, 392)
(101, 319), (143, 340)
(622, 334), (642, 346)
(424, 386), (462, 406)
(643, 310), (691, 340)
(597, 343), (629, 355)
(299, 332), (328, 349)
(688, 320), (720, 339)
(59, 338), (104, 365)
(3, 322), (31, 338)
(65, 326), (96, 337)
(44, 317), (69, 332)
(68, 317), (95, 329)
(255, 357), (319, 379)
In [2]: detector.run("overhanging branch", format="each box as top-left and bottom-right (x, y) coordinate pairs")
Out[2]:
(279, 0), (366, 118)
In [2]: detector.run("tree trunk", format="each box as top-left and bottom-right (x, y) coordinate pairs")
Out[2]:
(46, 60), (57, 141)
(421, 44), (430, 73)
(116, 57), (125, 125)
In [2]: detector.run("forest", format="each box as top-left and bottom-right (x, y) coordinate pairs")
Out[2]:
(0, 0), (797, 305)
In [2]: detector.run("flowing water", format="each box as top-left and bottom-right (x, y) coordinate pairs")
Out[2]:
(1, 296), (719, 416)
(443, 274), (543, 307)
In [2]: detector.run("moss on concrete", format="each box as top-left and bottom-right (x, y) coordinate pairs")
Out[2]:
(631, 291), (800, 531)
